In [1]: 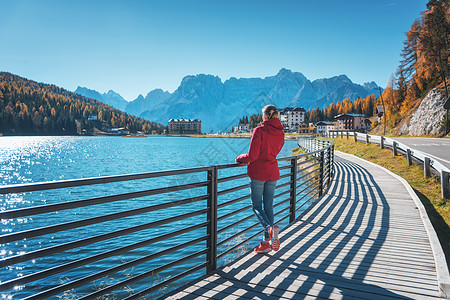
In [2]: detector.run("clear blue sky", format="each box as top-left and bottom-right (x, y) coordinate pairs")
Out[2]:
(1, 0), (428, 101)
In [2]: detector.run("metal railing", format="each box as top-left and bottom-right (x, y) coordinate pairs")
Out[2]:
(0, 138), (334, 299)
(328, 130), (450, 198)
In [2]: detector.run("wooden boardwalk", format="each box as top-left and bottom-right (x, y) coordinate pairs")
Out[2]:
(166, 152), (448, 299)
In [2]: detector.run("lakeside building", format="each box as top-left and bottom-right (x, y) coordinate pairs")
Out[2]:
(233, 123), (250, 133)
(316, 121), (337, 136)
(335, 114), (372, 132)
(298, 122), (318, 135)
(88, 113), (98, 121)
(168, 118), (202, 134)
(376, 105), (385, 122)
(298, 122), (309, 134)
(309, 123), (317, 134)
(279, 107), (306, 132)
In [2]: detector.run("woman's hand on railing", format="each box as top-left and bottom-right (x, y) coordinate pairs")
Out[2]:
(235, 158), (248, 167)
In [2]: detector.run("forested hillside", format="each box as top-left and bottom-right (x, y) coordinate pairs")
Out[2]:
(379, 0), (449, 132)
(305, 94), (377, 123)
(0, 72), (166, 135)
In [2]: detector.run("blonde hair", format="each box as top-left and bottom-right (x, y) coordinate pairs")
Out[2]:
(262, 105), (279, 119)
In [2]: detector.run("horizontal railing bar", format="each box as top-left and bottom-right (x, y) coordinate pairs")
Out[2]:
(299, 158), (320, 170)
(273, 197), (291, 208)
(217, 183), (249, 196)
(277, 144), (333, 161)
(124, 262), (208, 300)
(298, 161), (321, 173)
(81, 249), (208, 300)
(275, 180), (291, 189)
(217, 204), (252, 222)
(0, 167), (211, 195)
(296, 178), (320, 196)
(274, 204), (290, 218)
(217, 172), (247, 183)
(296, 198), (312, 211)
(0, 192), (208, 244)
(1, 194), (207, 244)
(218, 220), (261, 247)
(217, 213), (255, 235)
(217, 194), (250, 209)
(296, 156), (318, 166)
(215, 163), (243, 170)
(24, 235), (208, 300)
(0, 208), (207, 267)
(279, 172), (292, 180)
(0, 221), (208, 291)
(274, 188), (292, 199)
(217, 228), (263, 259)
(296, 184), (318, 204)
(297, 186), (319, 203)
(296, 176), (319, 190)
(279, 164), (292, 171)
(0, 181), (208, 220)
(296, 175), (320, 191)
(297, 168), (319, 182)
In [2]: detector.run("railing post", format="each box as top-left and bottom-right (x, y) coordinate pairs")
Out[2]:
(442, 170), (450, 199)
(366, 134), (369, 144)
(206, 166), (218, 273)
(289, 157), (298, 223)
(327, 146), (332, 186)
(406, 149), (412, 166)
(354, 132), (357, 142)
(346, 131), (349, 139)
(424, 157), (431, 178)
(319, 151), (325, 197)
(340, 131), (343, 138)
(380, 136), (384, 149)
(331, 144), (335, 178)
(393, 141), (398, 156)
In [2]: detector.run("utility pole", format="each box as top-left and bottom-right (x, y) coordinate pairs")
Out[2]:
(437, 52), (449, 135)
(378, 87), (386, 136)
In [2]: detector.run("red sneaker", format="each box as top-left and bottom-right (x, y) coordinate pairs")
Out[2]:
(254, 241), (272, 253)
(269, 225), (280, 251)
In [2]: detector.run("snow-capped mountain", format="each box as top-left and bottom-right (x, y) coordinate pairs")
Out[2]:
(75, 68), (381, 132)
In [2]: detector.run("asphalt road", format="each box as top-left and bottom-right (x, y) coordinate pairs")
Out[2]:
(393, 137), (450, 170)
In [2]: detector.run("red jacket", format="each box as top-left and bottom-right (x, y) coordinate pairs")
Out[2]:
(236, 118), (285, 181)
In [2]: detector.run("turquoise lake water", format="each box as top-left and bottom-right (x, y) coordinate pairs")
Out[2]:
(0, 136), (301, 299)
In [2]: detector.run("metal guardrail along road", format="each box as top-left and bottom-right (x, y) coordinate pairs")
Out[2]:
(327, 130), (450, 199)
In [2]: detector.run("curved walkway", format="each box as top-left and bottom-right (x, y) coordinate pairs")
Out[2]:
(167, 152), (447, 299)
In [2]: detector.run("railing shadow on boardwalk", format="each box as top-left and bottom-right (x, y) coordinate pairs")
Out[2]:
(168, 156), (418, 299)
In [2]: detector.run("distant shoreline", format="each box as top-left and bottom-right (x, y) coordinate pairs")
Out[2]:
(0, 133), (300, 140)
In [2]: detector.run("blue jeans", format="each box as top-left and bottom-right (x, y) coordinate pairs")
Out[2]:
(250, 179), (277, 239)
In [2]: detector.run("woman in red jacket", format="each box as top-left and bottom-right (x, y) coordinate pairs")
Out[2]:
(236, 105), (285, 253)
